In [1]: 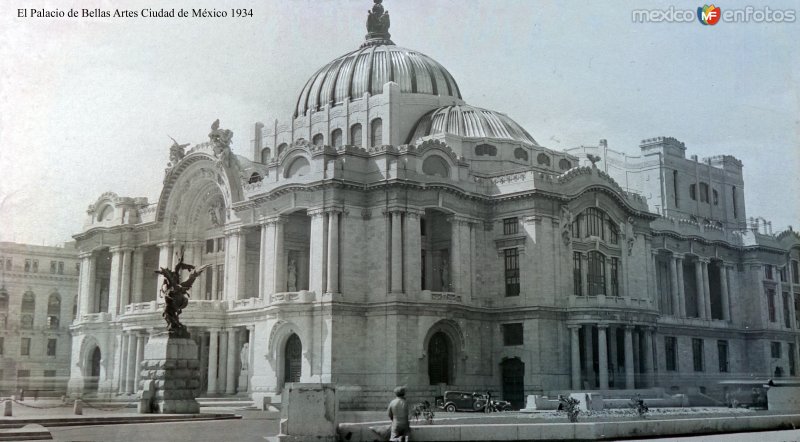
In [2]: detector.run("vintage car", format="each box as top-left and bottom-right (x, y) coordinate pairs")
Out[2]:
(436, 391), (488, 412)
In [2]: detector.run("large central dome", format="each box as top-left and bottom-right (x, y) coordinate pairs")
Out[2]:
(294, 44), (462, 117)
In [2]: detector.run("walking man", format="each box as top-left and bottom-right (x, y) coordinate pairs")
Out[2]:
(387, 386), (410, 441)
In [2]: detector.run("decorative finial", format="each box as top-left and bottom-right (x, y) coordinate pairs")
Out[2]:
(363, 0), (394, 47)
(587, 154), (601, 168)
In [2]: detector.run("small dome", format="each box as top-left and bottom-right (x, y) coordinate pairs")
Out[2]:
(295, 44), (462, 117)
(407, 105), (538, 146)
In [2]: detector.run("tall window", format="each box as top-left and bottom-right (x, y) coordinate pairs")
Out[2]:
(699, 182), (709, 203)
(608, 221), (619, 245)
(216, 265), (224, 298)
(370, 118), (382, 147)
(20, 338), (31, 356)
(610, 257), (620, 297)
(312, 133), (324, 146)
(503, 217), (518, 235)
(792, 260), (799, 284)
(277, 143), (288, 157)
(689, 184), (697, 201)
(47, 339), (57, 356)
(504, 249), (520, 297)
(47, 294), (61, 329)
(50, 261), (57, 274)
(350, 123), (363, 147)
(790, 343), (797, 376)
(732, 186), (738, 218)
(771, 342), (781, 358)
(331, 128), (342, 148)
(665, 337), (678, 371)
(0, 337), (4, 355)
(717, 340), (729, 373)
(783, 292), (791, 328)
(672, 170), (679, 208)
(585, 208), (605, 239)
(57, 261), (64, 274)
(767, 288), (776, 322)
(712, 189), (719, 205)
(764, 265), (773, 280)
(571, 214), (581, 238)
(692, 338), (704, 372)
(24, 259), (31, 272)
(573, 252), (583, 296)
(779, 267), (788, 282)
(261, 147), (271, 163)
(22, 291), (35, 314)
(587, 251), (606, 296)
(502, 323), (523, 346)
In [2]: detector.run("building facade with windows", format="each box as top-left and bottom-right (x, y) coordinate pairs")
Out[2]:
(66, 3), (800, 408)
(0, 242), (79, 395)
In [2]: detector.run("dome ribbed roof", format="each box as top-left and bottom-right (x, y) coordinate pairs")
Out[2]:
(294, 44), (462, 117)
(407, 105), (539, 146)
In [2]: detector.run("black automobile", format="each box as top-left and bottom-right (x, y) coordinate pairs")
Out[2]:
(437, 391), (488, 412)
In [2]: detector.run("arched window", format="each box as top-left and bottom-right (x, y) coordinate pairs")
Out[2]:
(285, 156), (310, 179)
(350, 124), (363, 147)
(260, 147), (271, 164)
(248, 173), (263, 184)
(514, 148), (529, 161)
(21, 291), (35, 313)
(277, 143), (288, 157)
(585, 207), (606, 239)
(428, 331), (451, 385)
(97, 205), (113, 222)
(422, 155), (450, 178)
(312, 133), (324, 146)
(284, 333), (302, 383)
(587, 251), (606, 296)
(331, 129), (343, 148)
(370, 118), (383, 147)
(47, 293), (61, 329)
(475, 144), (497, 156)
(559, 159), (572, 170)
(537, 153), (551, 166)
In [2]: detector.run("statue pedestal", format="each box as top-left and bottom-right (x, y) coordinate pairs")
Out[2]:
(138, 331), (201, 414)
(238, 369), (249, 393)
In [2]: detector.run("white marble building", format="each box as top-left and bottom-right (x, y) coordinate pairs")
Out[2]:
(66, 2), (800, 409)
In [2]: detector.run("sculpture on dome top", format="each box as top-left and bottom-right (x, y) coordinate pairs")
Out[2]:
(364, 0), (393, 45)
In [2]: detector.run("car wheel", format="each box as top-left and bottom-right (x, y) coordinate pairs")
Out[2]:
(445, 404), (456, 413)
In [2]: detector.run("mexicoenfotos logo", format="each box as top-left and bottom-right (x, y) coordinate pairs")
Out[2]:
(632, 5), (796, 23)
(698, 4), (721, 25)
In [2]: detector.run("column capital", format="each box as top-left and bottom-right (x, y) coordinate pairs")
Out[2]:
(672, 252), (684, 260)
(597, 323), (609, 329)
(78, 251), (94, 259)
(109, 246), (135, 254)
(307, 207), (327, 218)
(624, 324), (636, 330)
(156, 241), (174, 248)
(223, 226), (244, 236)
(404, 208), (425, 219)
(698, 257), (711, 264)
(261, 215), (288, 225)
(446, 214), (478, 225)
(382, 207), (405, 217)
(566, 324), (582, 330)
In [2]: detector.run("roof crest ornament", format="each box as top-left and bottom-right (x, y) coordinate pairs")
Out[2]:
(363, 0), (394, 47)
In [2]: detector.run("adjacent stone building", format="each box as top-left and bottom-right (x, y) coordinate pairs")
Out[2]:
(66, 2), (799, 409)
(0, 242), (79, 395)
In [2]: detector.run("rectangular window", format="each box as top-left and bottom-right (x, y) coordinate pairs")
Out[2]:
(571, 214), (581, 238)
(503, 217), (519, 235)
(779, 267), (788, 283)
(764, 265), (773, 280)
(502, 323), (523, 346)
(573, 252), (582, 296)
(783, 292), (791, 328)
(771, 341), (781, 359)
(47, 339), (57, 356)
(0, 337), (4, 355)
(24, 259), (31, 272)
(44, 370), (56, 378)
(732, 186), (738, 218)
(673, 170), (679, 208)
(204, 270), (213, 300)
(50, 261), (57, 274)
(790, 343), (797, 377)
(665, 337), (678, 371)
(58, 261), (64, 275)
(767, 288), (776, 322)
(608, 222), (619, 245)
(587, 251), (606, 296)
(5, 258), (10, 271)
(717, 340), (729, 373)
(585, 208), (605, 239)
(692, 338), (704, 372)
(17, 370), (30, 380)
(20, 338), (31, 356)
(206, 239), (214, 254)
(32, 260), (38, 273)
(216, 265), (224, 297)
(610, 257), (620, 297)
(796, 297), (800, 330)
(793, 260), (800, 285)
(217, 238), (225, 252)
(504, 248), (520, 297)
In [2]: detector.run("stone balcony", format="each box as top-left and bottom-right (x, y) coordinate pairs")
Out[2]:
(425, 290), (463, 303)
(77, 312), (111, 324)
(269, 291), (316, 305)
(569, 294), (654, 310)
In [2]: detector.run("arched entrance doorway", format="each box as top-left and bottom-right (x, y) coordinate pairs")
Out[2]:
(501, 357), (524, 410)
(428, 331), (451, 385)
(284, 334), (302, 383)
(86, 347), (101, 393)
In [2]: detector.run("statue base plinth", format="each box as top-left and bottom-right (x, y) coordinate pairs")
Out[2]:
(138, 331), (201, 414)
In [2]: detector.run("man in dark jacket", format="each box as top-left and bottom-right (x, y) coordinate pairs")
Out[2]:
(387, 386), (410, 441)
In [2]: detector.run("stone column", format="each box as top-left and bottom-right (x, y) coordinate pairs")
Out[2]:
(720, 264), (731, 321)
(125, 332), (136, 394)
(633, 331), (640, 384)
(403, 210), (422, 297)
(218, 330), (228, 394)
(570, 326), (581, 389)
(117, 332), (129, 394)
(131, 248), (144, 304)
(702, 260), (712, 319)
(624, 326), (635, 389)
(424, 249), (433, 290)
(156, 242), (173, 299)
(598, 325), (609, 390)
(695, 260), (705, 318)
(119, 248), (133, 311)
(258, 222), (268, 298)
(609, 326), (618, 388)
(676, 255), (686, 317)
(448, 217), (463, 294)
(207, 330), (219, 394)
(107, 248), (123, 315)
(390, 211), (403, 293)
(643, 328), (654, 388)
(583, 324), (594, 388)
(78, 253), (96, 317)
(309, 210), (327, 295)
(133, 333), (145, 392)
(226, 329), (237, 395)
(670, 255), (680, 317)
(274, 219), (287, 294)
(223, 229), (247, 301)
(326, 210), (340, 294)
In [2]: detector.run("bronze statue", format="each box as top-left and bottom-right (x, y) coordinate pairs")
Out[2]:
(366, 0), (390, 35)
(154, 253), (210, 336)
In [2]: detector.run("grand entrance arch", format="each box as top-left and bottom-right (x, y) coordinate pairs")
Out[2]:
(284, 333), (302, 383)
(428, 331), (451, 385)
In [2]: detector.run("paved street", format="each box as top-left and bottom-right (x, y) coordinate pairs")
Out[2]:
(629, 429), (800, 442)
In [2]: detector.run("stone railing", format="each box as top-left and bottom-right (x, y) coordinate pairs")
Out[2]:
(123, 301), (158, 314)
(426, 290), (462, 303)
(122, 299), (227, 315)
(79, 312), (111, 323)
(569, 295), (652, 309)
(229, 297), (266, 310)
(269, 291), (315, 304)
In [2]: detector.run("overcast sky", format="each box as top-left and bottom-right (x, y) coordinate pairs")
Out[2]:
(0, 0), (798, 246)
